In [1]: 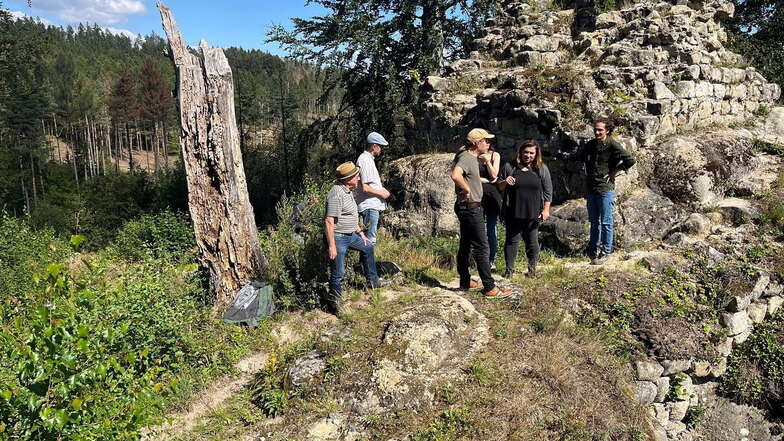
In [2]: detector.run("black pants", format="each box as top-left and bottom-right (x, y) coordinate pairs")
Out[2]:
(455, 204), (495, 291)
(504, 218), (540, 273)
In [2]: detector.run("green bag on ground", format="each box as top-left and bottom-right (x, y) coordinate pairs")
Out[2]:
(223, 281), (276, 327)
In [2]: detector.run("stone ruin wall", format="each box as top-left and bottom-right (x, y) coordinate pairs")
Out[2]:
(414, 0), (781, 161)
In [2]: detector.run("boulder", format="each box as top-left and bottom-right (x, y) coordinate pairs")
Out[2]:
(656, 376), (670, 402)
(385, 154), (459, 237)
(633, 381), (659, 404)
(662, 359), (692, 376)
(763, 106), (784, 137)
(747, 302), (767, 324)
(285, 351), (327, 390)
(721, 311), (751, 336)
(523, 35), (560, 52)
(668, 400), (690, 421)
(615, 188), (682, 248)
(767, 296), (784, 315)
(636, 360), (665, 381)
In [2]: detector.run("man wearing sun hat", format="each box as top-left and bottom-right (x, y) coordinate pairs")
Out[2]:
(324, 161), (387, 314)
(355, 131), (391, 244)
(451, 128), (512, 299)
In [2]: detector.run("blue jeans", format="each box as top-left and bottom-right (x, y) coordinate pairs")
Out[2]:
(359, 209), (380, 244)
(329, 232), (380, 302)
(486, 214), (498, 265)
(586, 190), (615, 256)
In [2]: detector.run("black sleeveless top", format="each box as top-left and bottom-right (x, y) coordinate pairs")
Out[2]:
(479, 152), (502, 216)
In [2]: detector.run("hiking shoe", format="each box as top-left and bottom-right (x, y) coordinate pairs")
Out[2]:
(483, 286), (512, 299)
(459, 279), (480, 290)
(489, 263), (497, 272)
(502, 269), (514, 279)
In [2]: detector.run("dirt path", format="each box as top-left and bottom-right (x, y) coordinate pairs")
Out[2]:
(144, 351), (269, 441)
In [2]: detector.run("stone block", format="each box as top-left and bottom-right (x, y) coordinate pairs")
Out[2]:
(655, 376), (670, 402)
(676, 81), (695, 98)
(633, 381), (658, 404)
(652, 81), (676, 100)
(652, 403), (669, 424)
(751, 274), (770, 300)
(735, 327), (753, 344)
(747, 301), (767, 323)
(686, 65), (701, 80)
(710, 357), (728, 378)
(523, 35), (559, 52)
(670, 374), (693, 401)
(717, 337), (733, 356)
(765, 282), (783, 298)
(728, 294), (753, 312)
(666, 420), (688, 436)
(767, 295), (784, 314)
(691, 360), (711, 377)
(637, 361), (665, 381)
(668, 400), (689, 421)
(662, 359), (692, 375)
(713, 83), (726, 99)
(722, 311), (751, 336)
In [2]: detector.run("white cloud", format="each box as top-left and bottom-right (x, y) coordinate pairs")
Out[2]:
(10, 10), (54, 25)
(104, 26), (138, 39)
(29, 0), (146, 25)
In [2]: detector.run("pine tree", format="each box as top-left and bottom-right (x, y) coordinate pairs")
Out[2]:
(108, 72), (137, 171)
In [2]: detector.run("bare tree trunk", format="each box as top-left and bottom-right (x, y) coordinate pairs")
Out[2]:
(162, 119), (169, 168)
(159, 2), (269, 310)
(126, 121), (134, 171)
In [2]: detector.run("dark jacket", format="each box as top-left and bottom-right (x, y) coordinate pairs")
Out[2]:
(578, 138), (636, 193)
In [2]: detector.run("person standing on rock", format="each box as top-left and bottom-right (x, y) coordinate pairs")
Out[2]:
(497, 139), (552, 278)
(325, 161), (388, 314)
(478, 144), (503, 271)
(355, 132), (391, 244)
(451, 128), (512, 298)
(579, 118), (636, 265)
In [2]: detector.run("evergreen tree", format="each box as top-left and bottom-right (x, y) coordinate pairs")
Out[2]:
(729, 0), (784, 90)
(267, 0), (497, 157)
(109, 72), (137, 170)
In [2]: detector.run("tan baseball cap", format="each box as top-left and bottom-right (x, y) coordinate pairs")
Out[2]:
(466, 128), (495, 144)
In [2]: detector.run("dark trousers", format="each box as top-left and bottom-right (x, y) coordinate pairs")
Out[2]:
(504, 218), (540, 273)
(455, 204), (495, 291)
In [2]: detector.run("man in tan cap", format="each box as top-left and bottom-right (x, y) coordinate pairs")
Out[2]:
(324, 161), (386, 314)
(451, 128), (512, 298)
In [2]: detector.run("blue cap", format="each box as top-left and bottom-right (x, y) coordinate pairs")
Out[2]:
(366, 132), (388, 146)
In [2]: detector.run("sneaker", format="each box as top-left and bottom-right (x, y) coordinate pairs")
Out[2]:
(459, 279), (480, 290)
(483, 286), (512, 298)
(489, 263), (497, 272)
(502, 269), (514, 279)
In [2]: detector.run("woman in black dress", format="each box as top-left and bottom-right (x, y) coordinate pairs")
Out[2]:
(497, 140), (552, 278)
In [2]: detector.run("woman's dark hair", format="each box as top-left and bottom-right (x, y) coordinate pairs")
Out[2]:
(593, 117), (615, 134)
(517, 139), (544, 170)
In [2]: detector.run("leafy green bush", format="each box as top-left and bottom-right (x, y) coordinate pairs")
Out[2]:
(721, 311), (784, 410)
(260, 176), (332, 310)
(0, 264), (166, 440)
(112, 211), (195, 261)
(0, 215), (71, 316)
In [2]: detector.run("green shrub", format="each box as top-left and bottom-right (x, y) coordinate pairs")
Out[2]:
(0, 215), (71, 317)
(260, 176), (332, 310)
(721, 311), (784, 409)
(0, 264), (166, 440)
(112, 211), (195, 261)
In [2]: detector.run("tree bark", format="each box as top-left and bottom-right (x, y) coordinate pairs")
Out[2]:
(158, 2), (269, 310)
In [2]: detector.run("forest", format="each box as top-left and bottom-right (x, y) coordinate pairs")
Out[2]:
(1, 0), (783, 439)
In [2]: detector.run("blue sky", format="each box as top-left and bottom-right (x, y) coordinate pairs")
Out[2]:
(6, 0), (327, 56)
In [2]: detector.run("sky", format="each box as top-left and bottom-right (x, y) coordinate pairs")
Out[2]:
(5, 0), (328, 56)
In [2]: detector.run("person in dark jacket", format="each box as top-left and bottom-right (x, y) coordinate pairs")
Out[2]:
(497, 139), (552, 278)
(578, 118), (636, 264)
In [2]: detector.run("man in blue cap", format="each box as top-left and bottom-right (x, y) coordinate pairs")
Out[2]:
(355, 132), (392, 243)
